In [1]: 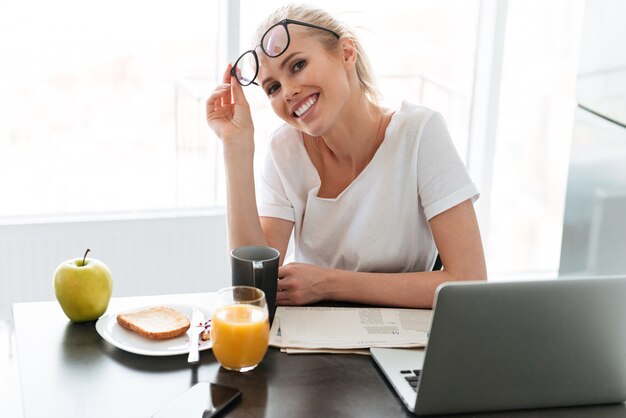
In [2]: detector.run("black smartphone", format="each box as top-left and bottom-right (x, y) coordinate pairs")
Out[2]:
(152, 382), (241, 418)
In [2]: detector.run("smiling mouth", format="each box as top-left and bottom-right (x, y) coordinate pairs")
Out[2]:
(294, 94), (318, 118)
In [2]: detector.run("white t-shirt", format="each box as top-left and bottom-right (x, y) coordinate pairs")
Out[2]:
(257, 101), (479, 273)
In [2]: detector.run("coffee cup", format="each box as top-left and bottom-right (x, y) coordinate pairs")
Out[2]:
(230, 246), (279, 324)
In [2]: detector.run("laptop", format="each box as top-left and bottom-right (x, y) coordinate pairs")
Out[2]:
(371, 276), (626, 416)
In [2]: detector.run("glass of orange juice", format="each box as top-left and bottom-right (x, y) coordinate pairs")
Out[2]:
(210, 286), (270, 372)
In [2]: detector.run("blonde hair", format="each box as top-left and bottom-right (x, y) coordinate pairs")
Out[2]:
(253, 3), (381, 104)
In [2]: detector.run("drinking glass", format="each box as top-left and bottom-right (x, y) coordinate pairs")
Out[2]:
(210, 286), (270, 372)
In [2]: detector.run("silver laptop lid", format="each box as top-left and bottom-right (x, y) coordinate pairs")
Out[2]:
(414, 276), (626, 416)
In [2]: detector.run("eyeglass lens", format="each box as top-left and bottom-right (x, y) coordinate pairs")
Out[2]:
(262, 23), (289, 57)
(234, 52), (258, 86)
(233, 24), (290, 86)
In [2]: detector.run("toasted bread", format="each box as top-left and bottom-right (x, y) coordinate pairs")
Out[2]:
(117, 306), (190, 340)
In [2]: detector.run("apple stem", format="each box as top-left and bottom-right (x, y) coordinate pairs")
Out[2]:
(82, 248), (91, 266)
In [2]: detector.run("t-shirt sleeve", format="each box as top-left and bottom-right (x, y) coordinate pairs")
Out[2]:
(417, 112), (479, 220)
(257, 145), (296, 222)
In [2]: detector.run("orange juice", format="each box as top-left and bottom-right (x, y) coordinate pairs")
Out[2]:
(211, 304), (269, 371)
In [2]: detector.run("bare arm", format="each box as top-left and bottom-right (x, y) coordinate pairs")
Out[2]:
(276, 199), (486, 309)
(206, 65), (268, 249)
(222, 145), (267, 249)
(260, 216), (294, 266)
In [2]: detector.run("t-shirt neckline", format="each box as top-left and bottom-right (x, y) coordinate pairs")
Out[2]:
(298, 104), (402, 202)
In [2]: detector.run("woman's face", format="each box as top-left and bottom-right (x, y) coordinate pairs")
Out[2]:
(256, 27), (352, 137)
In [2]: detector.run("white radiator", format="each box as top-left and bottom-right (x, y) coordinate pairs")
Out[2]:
(0, 209), (230, 321)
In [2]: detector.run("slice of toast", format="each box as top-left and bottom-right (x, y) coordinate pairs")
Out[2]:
(117, 306), (191, 340)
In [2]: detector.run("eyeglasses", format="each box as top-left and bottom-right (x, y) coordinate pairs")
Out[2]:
(230, 19), (340, 87)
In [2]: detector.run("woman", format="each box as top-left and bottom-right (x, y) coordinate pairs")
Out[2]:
(206, 3), (486, 309)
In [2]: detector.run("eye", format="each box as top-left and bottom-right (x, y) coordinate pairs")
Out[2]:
(292, 60), (306, 73)
(266, 82), (280, 96)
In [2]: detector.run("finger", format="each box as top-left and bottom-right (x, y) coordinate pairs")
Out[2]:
(225, 62), (249, 106)
(276, 290), (286, 303)
(206, 87), (232, 117)
(230, 73), (248, 106)
(221, 65), (234, 106)
(206, 95), (218, 117)
(278, 265), (291, 278)
(206, 84), (232, 108)
(277, 279), (287, 292)
(276, 293), (293, 305)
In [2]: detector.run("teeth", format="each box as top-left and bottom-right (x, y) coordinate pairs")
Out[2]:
(295, 96), (317, 117)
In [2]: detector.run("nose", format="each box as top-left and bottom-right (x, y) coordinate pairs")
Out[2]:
(281, 80), (300, 102)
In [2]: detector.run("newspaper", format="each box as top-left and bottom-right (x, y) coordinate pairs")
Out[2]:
(269, 306), (432, 353)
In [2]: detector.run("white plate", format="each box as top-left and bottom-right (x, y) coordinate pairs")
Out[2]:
(95, 303), (212, 356)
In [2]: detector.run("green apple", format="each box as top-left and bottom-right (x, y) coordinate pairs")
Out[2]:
(53, 249), (113, 322)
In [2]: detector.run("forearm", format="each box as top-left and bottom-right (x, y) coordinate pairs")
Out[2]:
(277, 201), (487, 308)
(222, 143), (267, 250)
(323, 269), (473, 309)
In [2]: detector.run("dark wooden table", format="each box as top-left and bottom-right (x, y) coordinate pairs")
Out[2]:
(13, 293), (626, 418)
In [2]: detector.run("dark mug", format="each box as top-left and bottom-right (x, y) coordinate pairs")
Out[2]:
(230, 246), (280, 324)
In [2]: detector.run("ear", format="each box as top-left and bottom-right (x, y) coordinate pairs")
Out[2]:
(339, 38), (357, 69)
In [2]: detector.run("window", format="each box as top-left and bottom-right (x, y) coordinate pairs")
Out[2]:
(0, 0), (221, 219)
(1, 0), (480, 222)
(485, 0), (584, 277)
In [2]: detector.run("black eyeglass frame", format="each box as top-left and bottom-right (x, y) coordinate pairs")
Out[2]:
(230, 19), (341, 87)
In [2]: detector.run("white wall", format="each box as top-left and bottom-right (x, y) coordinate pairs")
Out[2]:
(0, 210), (230, 321)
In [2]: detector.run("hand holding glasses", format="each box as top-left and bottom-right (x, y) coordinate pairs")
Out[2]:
(207, 20), (338, 147)
(231, 19), (340, 87)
